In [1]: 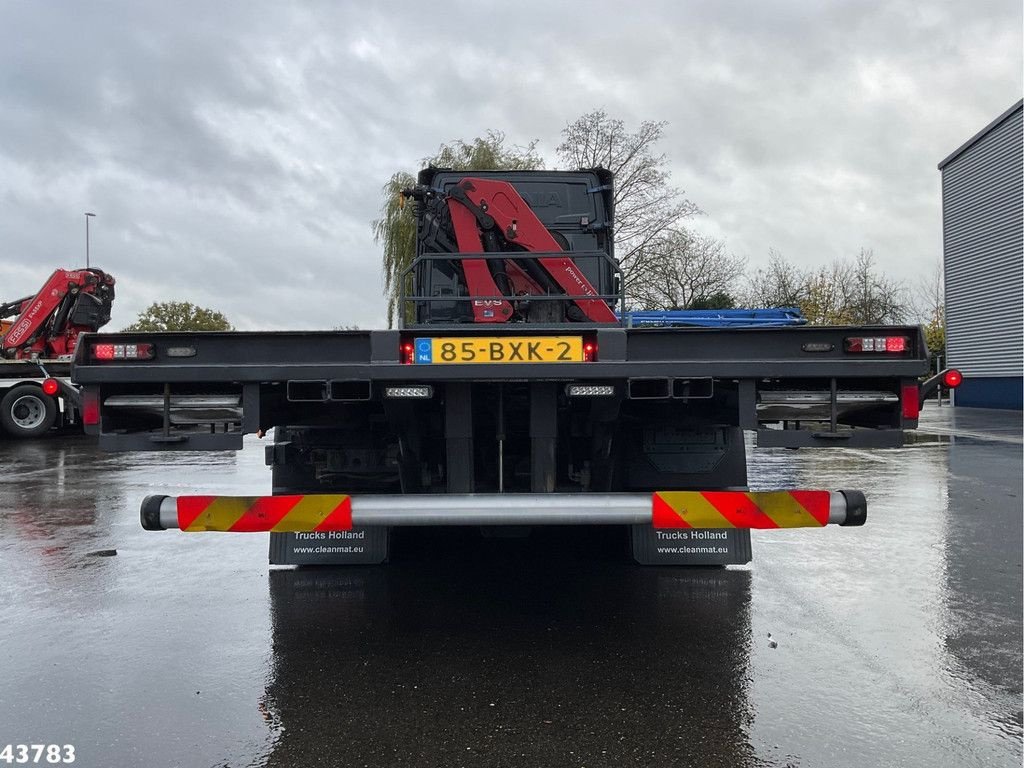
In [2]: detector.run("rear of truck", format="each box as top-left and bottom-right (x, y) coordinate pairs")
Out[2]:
(71, 169), (940, 565)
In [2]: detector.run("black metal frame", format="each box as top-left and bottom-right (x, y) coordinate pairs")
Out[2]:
(397, 250), (627, 330)
(72, 326), (928, 382)
(72, 324), (930, 453)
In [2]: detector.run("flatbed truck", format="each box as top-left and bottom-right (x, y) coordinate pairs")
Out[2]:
(71, 169), (958, 565)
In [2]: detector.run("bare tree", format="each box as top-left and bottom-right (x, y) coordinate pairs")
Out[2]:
(631, 230), (746, 310)
(557, 110), (699, 297)
(845, 248), (908, 324)
(912, 258), (946, 362)
(800, 260), (857, 325)
(744, 248), (909, 325)
(743, 248), (808, 308)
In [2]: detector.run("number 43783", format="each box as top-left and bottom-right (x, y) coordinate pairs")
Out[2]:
(0, 745), (75, 764)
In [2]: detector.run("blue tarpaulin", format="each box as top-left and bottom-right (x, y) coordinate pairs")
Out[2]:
(619, 308), (806, 328)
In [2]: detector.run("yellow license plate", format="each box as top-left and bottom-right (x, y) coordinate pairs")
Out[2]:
(413, 336), (583, 364)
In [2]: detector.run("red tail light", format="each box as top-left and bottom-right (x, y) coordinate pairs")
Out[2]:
(92, 343), (154, 361)
(41, 378), (60, 396)
(942, 369), (963, 388)
(845, 336), (910, 353)
(400, 342), (414, 365)
(901, 383), (920, 419)
(583, 342), (597, 362)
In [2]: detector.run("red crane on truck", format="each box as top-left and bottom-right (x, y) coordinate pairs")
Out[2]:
(0, 268), (115, 437)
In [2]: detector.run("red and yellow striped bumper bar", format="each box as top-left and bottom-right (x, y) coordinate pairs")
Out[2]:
(141, 490), (866, 532)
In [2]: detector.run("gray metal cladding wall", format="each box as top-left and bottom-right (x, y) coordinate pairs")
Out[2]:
(941, 105), (1023, 378)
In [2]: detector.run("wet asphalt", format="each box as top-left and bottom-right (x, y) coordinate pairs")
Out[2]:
(0, 405), (1020, 768)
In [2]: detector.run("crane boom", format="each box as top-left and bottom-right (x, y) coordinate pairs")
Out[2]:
(2, 268), (116, 359)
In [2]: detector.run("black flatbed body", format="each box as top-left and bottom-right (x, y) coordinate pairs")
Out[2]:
(72, 326), (928, 382)
(73, 324), (930, 453)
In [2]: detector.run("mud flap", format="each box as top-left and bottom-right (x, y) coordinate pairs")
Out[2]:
(630, 525), (751, 566)
(626, 424), (750, 565)
(269, 425), (391, 565)
(269, 527), (390, 565)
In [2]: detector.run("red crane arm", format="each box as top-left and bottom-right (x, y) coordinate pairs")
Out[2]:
(2, 268), (115, 359)
(3, 270), (76, 350)
(445, 178), (617, 323)
(446, 202), (515, 323)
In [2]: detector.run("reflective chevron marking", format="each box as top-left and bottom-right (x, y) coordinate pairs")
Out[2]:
(176, 495), (352, 532)
(652, 490), (830, 529)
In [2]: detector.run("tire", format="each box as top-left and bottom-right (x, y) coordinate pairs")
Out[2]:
(0, 385), (58, 438)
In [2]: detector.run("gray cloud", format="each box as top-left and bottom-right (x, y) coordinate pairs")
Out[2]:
(1, 0), (1019, 330)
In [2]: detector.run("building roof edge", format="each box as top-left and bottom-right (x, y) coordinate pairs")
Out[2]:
(938, 98), (1024, 171)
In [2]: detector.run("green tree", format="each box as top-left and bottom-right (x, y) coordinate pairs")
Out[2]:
(122, 301), (233, 331)
(688, 291), (736, 310)
(799, 260), (855, 325)
(374, 130), (543, 326)
(923, 307), (946, 367)
(914, 259), (946, 369)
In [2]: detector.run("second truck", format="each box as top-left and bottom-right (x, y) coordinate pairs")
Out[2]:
(71, 168), (958, 565)
(0, 267), (115, 438)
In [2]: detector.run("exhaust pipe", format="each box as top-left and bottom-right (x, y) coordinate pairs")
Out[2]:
(141, 490), (867, 532)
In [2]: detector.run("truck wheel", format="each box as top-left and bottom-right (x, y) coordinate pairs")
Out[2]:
(0, 385), (58, 438)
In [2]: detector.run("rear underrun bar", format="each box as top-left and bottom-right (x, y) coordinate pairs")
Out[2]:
(140, 490), (868, 532)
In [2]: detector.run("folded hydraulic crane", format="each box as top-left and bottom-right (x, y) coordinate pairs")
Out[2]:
(1, 268), (115, 359)
(402, 177), (617, 324)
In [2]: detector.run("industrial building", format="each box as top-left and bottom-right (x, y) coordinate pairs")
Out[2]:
(938, 99), (1023, 409)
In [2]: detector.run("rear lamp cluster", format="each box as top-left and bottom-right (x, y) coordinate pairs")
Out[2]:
(844, 336), (909, 353)
(92, 343), (155, 361)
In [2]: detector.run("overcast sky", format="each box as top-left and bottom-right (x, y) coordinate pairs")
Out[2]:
(2, 0), (1020, 330)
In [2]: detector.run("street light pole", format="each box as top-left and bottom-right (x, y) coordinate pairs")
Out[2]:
(84, 212), (96, 269)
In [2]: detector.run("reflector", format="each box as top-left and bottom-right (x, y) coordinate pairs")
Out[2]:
(901, 384), (920, 419)
(81, 390), (100, 425)
(41, 378), (60, 396)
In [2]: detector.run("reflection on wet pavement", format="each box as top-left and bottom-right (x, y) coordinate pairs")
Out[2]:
(0, 405), (1019, 768)
(264, 534), (756, 767)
